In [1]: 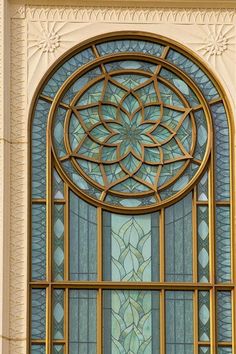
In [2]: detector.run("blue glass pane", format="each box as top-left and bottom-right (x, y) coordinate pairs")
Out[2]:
(199, 347), (210, 354)
(217, 292), (232, 342)
(32, 99), (50, 198)
(198, 291), (210, 341)
(31, 289), (46, 339)
(69, 192), (97, 281)
(53, 346), (64, 354)
(32, 204), (46, 280)
(194, 109), (208, 160)
(216, 206), (231, 283)
(105, 194), (157, 208)
(31, 345), (45, 354)
(198, 206), (209, 283)
(42, 48), (95, 98)
(53, 289), (64, 340)
(53, 107), (67, 158)
(166, 291), (194, 354)
(211, 103), (230, 201)
(97, 39), (164, 56)
(53, 204), (64, 281)
(103, 290), (160, 354)
(198, 172), (208, 201)
(53, 169), (64, 199)
(165, 194), (192, 282)
(103, 212), (159, 281)
(167, 49), (219, 101)
(69, 290), (97, 354)
(218, 348), (232, 354)
(160, 68), (199, 106)
(105, 60), (157, 73)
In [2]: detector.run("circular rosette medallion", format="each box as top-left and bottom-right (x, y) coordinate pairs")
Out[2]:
(51, 50), (210, 210)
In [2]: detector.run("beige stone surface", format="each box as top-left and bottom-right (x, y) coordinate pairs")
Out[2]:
(0, 1), (235, 353)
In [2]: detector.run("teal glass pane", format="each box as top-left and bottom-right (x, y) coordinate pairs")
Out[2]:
(42, 48), (95, 98)
(198, 206), (209, 283)
(32, 99), (50, 198)
(199, 347), (210, 354)
(69, 191), (97, 280)
(53, 204), (64, 281)
(53, 346), (64, 354)
(112, 74), (149, 89)
(218, 348), (232, 354)
(53, 289), (64, 340)
(166, 291), (194, 354)
(62, 160), (101, 200)
(103, 212), (159, 281)
(216, 207), (231, 283)
(77, 80), (104, 106)
(136, 82), (158, 104)
(31, 345), (45, 354)
(160, 68), (200, 106)
(32, 204), (46, 280)
(198, 172), (208, 201)
(31, 289), (46, 339)
(176, 114), (192, 153)
(69, 290), (97, 354)
(111, 178), (149, 193)
(53, 169), (64, 199)
(103, 290), (160, 354)
(62, 67), (101, 104)
(105, 194), (157, 208)
(104, 60), (157, 73)
(167, 49), (219, 101)
(96, 39), (164, 57)
(104, 81), (126, 104)
(194, 109), (208, 160)
(165, 194), (192, 282)
(160, 163), (199, 200)
(217, 292), (232, 342)
(211, 103), (230, 201)
(198, 291), (210, 341)
(158, 161), (185, 188)
(53, 107), (67, 158)
(158, 81), (184, 107)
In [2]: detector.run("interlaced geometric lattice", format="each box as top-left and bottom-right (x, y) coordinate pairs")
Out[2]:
(51, 52), (210, 210)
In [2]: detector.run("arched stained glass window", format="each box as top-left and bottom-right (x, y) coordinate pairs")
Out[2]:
(29, 32), (234, 354)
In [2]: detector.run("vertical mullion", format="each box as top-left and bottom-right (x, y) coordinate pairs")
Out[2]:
(97, 208), (103, 354)
(64, 184), (69, 281)
(65, 288), (69, 354)
(160, 208), (165, 283)
(209, 162), (216, 353)
(46, 138), (53, 354)
(193, 187), (198, 283)
(160, 289), (165, 354)
(194, 290), (198, 354)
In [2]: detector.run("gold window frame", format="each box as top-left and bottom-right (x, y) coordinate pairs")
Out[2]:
(28, 32), (236, 354)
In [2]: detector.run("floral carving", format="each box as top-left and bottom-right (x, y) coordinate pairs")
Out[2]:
(37, 30), (60, 53)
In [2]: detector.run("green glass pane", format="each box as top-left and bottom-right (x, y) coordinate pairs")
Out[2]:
(158, 161), (185, 187)
(162, 138), (184, 160)
(101, 146), (117, 162)
(176, 115), (192, 153)
(101, 104), (117, 121)
(77, 80), (104, 106)
(32, 204), (46, 280)
(199, 347), (210, 354)
(165, 194), (192, 282)
(90, 124), (111, 142)
(122, 94), (139, 113)
(161, 107), (183, 129)
(53, 107), (67, 158)
(166, 291), (194, 353)
(78, 137), (101, 160)
(103, 212), (159, 281)
(53, 289), (64, 339)
(104, 60), (157, 73)
(144, 105), (161, 122)
(104, 82), (126, 104)
(105, 194), (157, 208)
(144, 147), (161, 164)
(53, 204), (64, 281)
(198, 206), (209, 283)
(69, 290), (97, 354)
(217, 292), (232, 342)
(32, 99), (51, 198)
(112, 74), (149, 89)
(111, 178), (150, 193)
(198, 291), (210, 341)
(216, 207), (231, 283)
(152, 125), (173, 143)
(96, 39), (164, 57)
(198, 172), (208, 201)
(69, 113), (86, 151)
(77, 159), (104, 186)
(53, 169), (64, 199)
(135, 164), (159, 185)
(31, 345), (45, 354)
(135, 82), (158, 104)
(121, 153), (141, 174)
(31, 289), (46, 339)
(104, 163), (126, 184)
(103, 290), (160, 354)
(69, 192), (97, 281)
(53, 345), (64, 354)
(78, 106), (100, 128)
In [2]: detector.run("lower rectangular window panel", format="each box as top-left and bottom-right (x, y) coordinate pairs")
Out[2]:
(103, 290), (160, 354)
(31, 288), (46, 340)
(217, 348), (232, 354)
(217, 291), (232, 342)
(53, 345), (64, 354)
(69, 289), (97, 353)
(31, 345), (46, 354)
(166, 291), (194, 354)
(199, 347), (210, 354)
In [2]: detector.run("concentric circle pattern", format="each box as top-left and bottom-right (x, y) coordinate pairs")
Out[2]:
(47, 36), (214, 210)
